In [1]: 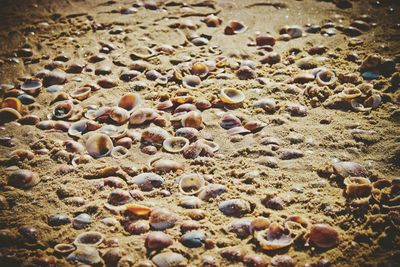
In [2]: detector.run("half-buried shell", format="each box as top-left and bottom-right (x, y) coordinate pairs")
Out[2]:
(220, 88), (245, 104)
(86, 133), (114, 158)
(177, 173), (205, 195)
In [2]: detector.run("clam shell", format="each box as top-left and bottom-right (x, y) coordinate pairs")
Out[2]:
(332, 161), (368, 178)
(182, 75), (201, 89)
(149, 208), (178, 230)
(191, 62), (209, 77)
(220, 114), (242, 129)
(316, 70), (337, 87)
(8, 169), (40, 189)
(253, 98), (276, 113)
(344, 177), (372, 198)
(54, 243), (76, 255)
(67, 246), (101, 265)
(219, 199), (251, 217)
(0, 107), (22, 125)
(179, 196), (202, 209)
(180, 230), (206, 248)
(196, 139), (219, 152)
(20, 78), (42, 95)
(152, 158), (184, 173)
(309, 224), (339, 248)
(363, 94), (381, 109)
(227, 218), (254, 238)
(181, 111), (202, 129)
(163, 137), (189, 153)
(142, 126), (170, 145)
(72, 213), (91, 229)
(86, 133), (114, 158)
(100, 124), (127, 139)
(145, 232), (173, 250)
(70, 87), (91, 101)
(177, 173), (205, 195)
(68, 120), (88, 137)
(74, 231), (104, 247)
(175, 127), (199, 142)
(111, 146), (129, 159)
(1, 97), (23, 113)
(118, 93), (142, 112)
(255, 222), (293, 250)
(198, 183), (226, 201)
(130, 173), (164, 191)
(338, 87), (362, 100)
(125, 203), (152, 217)
(227, 126), (251, 136)
(129, 108), (159, 125)
(110, 107), (130, 124)
(52, 101), (74, 119)
(152, 252), (187, 267)
(220, 88), (245, 104)
(225, 20), (247, 34)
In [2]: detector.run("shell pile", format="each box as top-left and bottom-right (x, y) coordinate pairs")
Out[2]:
(0, 0), (399, 266)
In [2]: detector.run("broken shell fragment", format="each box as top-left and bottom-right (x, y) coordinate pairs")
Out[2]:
(111, 146), (130, 159)
(344, 177), (372, 198)
(86, 133), (114, 158)
(178, 173), (205, 195)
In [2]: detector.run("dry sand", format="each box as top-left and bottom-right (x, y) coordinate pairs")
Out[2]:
(0, 0), (399, 266)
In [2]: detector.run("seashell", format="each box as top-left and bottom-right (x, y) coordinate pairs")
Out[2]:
(152, 158), (184, 173)
(371, 179), (400, 209)
(72, 213), (91, 229)
(145, 232), (173, 250)
(130, 46), (157, 60)
(54, 243), (75, 255)
(316, 70), (337, 87)
(67, 246), (101, 265)
(174, 103), (197, 115)
(219, 199), (251, 217)
(70, 87), (91, 101)
(17, 94), (35, 105)
(244, 120), (266, 132)
(97, 78), (117, 88)
(220, 88), (245, 104)
(332, 161), (368, 178)
(177, 173), (205, 195)
(118, 93), (142, 112)
(187, 209), (206, 221)
(111, 146), (129, 159)
(220, 247), (246, 262)
(191, 62), (209, 77)
(227, 218), (254, 238)
(1, 97), (22, 113)
(108, 189), (132, 206)
(182, 75), (201, 89)
(125, 203), (152, 217)
(344, 177), (372, 198)
(20, 78), (42, 95)
(146, 69), (162, 81)
(227, 126), (251, 136)
(202, 14), (222, 27)
(0, 107), (22, 125)
(270, 255), (295, 267)
(236, 66), (257, 80)
(8, 169), (39, 189)
(255, 222), (292, 250)
(195, 99), (212, 110)
(120, 69), (141, 81)
(53, 100), (74, 119)
(110, 107), (130, 124)
(180, 230), (205, 248)
(129, 108), (159, 125)
(260, 52), (281, 65)
(175, 127), (199, 142)
(9, 149), (35, 161)
(181, 111), (202, 129)
(350, 100), (371, 112)
(74, 231), (104, 247)
(249, 217), (271, 234)
(43, 70), (67, 87)
(86, 133), (114, 158)
(285, 103), (308, 117)
(103, 248), (122, 267)
(130, 173), (164, 191)
(94, 176), (126, 189)
(36, 120), (55, 130)
(338, 87), (362, 100)
(18, 225), (39, 243)
(196, 139), (219, 152)
(125, 220), (150, 235)
(18, 115), (40, 125)
(363, 94), (381, 109)
(163, 137), (189, 153)
(172, 95), (195, 104)
(256, 34), (276, 46)
(152, 252), (187, 267)
(198, 184), (226, 201)
(141, 126), (170, 145)
(279, 149), (304, 160)
(280, 25), (302, 38)
(243, 254), (268, 267)
(156, 100), (173, 110)
(225, 20), (247, 35)
(191, 37), (209, 46)
(100, 124), (127, 139)
(48, 214), (71, 226)
(64, 140), (85, 153)
(68, 120), (88, 137)
(149, 208), (178, 230)
(179, 196), (202, 209)
(309, 224), (339, 248)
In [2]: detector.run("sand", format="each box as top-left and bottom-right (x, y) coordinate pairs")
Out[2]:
(0, 0), (399, 266)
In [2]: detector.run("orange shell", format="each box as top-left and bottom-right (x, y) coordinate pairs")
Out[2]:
(125, 203), (152, 216)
